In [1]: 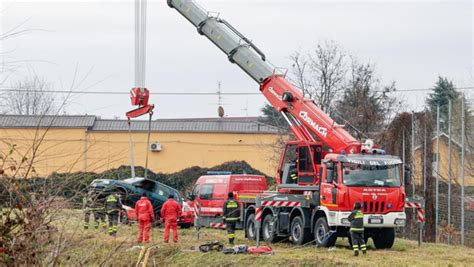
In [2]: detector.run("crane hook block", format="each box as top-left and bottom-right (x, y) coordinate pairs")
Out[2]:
(130, 87), (150, 106)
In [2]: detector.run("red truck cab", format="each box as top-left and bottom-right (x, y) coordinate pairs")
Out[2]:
(188, 172), (268, 227)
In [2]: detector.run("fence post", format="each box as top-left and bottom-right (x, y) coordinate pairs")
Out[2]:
(461, 93), (465, 246)
(448, 100), (452, 245)
(435, 104), (440, 242)
(255, 196), (261, 247)
(419, 197), (425, 247)
(194, 203), (201, 240)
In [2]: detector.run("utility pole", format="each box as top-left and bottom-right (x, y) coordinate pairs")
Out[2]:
(447, 100), (452, 245)
(435, 104), (440, 242)
(461, 93), (465, 246)
(411, 111), (416, 196)
(217, 81), (225, 118)
(423, 123), (427, 195)
(402, 131), (406, 183)
(217, 81), (222, 107)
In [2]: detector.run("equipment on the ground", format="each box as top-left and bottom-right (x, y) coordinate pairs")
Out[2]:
(222, 245), (248, 254)
(198, 241), (224, 252)
(247, 246), (273, 255)
(168, 0), (407, 249)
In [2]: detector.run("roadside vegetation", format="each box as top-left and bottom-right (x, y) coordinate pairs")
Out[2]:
(22, 210), (472, 266)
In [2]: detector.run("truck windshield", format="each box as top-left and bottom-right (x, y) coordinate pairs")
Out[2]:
(342, 162), (401, 187)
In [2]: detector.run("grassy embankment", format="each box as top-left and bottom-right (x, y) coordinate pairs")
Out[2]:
(51, 210), (473, 266)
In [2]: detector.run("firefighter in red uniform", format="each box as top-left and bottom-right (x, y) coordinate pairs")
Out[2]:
(135, 193), (155, 243)
(160, 194), (182, 243)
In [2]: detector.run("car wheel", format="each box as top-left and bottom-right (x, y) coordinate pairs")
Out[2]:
(120, 209), (129, 225)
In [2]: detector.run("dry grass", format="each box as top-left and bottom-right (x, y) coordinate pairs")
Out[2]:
(51, 210), (473, 266)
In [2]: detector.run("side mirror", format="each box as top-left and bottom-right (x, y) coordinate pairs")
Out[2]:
(404, 165), (411, 186)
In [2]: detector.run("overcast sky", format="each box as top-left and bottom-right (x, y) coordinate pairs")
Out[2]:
(1, 0), (472, 119)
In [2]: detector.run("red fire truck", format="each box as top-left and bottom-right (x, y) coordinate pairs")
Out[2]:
(188, 172), (268, 231)
(168, 0), (408, 249)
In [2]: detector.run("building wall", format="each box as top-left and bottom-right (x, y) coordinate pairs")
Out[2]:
(414, 138), (474, 186)
(0, 128), (86, 176)
(0, 128), (282, 176)
(412, 138), (474, 246)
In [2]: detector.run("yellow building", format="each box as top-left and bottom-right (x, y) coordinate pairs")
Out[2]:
(414, 133), (474, 186)
(0, 115), (284, 177)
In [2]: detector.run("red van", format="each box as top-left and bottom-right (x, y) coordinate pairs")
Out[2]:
(188, 172), (268, 229)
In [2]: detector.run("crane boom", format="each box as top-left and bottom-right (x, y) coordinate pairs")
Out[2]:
(168, 0), (361, 153)
(167, 0), (273, 83)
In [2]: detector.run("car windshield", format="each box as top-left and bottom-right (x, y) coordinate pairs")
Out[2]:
(342, 162), (401, 187)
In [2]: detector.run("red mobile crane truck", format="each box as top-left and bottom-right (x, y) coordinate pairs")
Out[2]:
(168, 0), (408, 248)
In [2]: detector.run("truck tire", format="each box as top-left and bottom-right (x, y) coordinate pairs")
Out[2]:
(372, 228), (395, 249)
(290, 216), (311, 245)
(262, 214), (278, 243)
(314, 217), (337, 247)
(246, 213), (257, 240)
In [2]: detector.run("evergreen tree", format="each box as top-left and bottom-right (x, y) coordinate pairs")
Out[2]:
(426, 76), (459, 132)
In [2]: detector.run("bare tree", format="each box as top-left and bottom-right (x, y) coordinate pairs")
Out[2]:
(1, 74), (56, 115)
(290, 40), (346, 113)
(335, 58), (400, 139)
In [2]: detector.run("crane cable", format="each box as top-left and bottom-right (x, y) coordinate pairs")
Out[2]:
(128, 0), (152, 179)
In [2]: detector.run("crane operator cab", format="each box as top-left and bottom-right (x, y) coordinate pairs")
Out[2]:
(279, 141), (323, 187)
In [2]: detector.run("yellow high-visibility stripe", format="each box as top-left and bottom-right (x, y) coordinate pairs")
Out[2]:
(350, 228), (364, 231)
(321, 201), (338, 207)
(238, 195), (256, 199)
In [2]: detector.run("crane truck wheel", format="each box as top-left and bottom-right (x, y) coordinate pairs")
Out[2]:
(245, 213), (257, 240)
(372, 228), (395, 249)
(262, 214), (280, 243)
(314, 217), (337, 247)
(290, 216), (311, 245)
